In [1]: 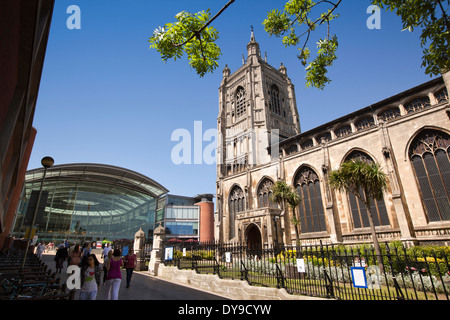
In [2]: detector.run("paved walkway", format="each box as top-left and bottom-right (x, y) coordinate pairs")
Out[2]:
(41, 249), (229, 300)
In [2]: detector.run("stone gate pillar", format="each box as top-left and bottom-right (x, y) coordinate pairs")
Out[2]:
(134, 228), (145, 271)
(148, 224), (166, 276)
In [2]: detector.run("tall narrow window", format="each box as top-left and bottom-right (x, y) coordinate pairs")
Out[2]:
(270, 84), (281, 116)
(236, 87), (246, 118)
(294, 167), (327, 233)
(229, 185), (245, 238)
(409, 129), (450, 222)
(345, 151), (390, 229)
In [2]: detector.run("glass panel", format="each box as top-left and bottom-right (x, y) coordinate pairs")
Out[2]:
(348, 193), (361, 229)
(412, 155), (440, 222)
(302, 184), (312, 233)
(314, 181), (327, 232)
(309, 183), (319, 232)
(424, 152), (449, 221)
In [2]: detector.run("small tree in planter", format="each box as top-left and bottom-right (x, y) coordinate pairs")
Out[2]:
(329, 159), (387, 271)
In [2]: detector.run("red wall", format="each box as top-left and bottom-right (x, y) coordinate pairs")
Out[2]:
(196, 201), (214, 242)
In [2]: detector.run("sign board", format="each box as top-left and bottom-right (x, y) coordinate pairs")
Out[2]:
(165, 247), (174, 261)
(122, 246), (129, 256)
(225, 252), (231, 263)
(351, 267), (368, 289)
(296, 259), (306, 273)
(183, 248), (186, 257)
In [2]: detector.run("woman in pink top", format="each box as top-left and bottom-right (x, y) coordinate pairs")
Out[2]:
(124, 248), (137, 288)
(105, 249), (123, 300)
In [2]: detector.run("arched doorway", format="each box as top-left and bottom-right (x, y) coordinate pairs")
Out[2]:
(245, 224), (262, 250)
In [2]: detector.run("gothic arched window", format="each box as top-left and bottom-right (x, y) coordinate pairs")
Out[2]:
(229, 185), (245, 238)
(355, 117), (375, 131)
(404, 96), (431, 114)
(270, 84), (281, 116)
(379, 107), (401, 122)
(257, 178), (275, 208)
(300, 139), (313, 150)
(285, 144), (298, 155)
(316, 132), (332, 144)
(236, 87), (246, 118)
(409, 129), (450, 222)
(435, 87), (448, 104)
(335, 124), (352, 138)
(294, 167), (327, 233)
(344, 151), (390, 229)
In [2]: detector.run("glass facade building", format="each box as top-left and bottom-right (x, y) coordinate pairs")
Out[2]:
(12, 164), (169, 243)
(160, 195), (201, 240)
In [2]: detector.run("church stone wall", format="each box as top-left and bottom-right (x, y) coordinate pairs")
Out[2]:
(216, 33), (450, 246)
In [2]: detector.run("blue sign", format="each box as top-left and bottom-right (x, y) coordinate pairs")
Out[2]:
(351, 267), (368, 289)
(122, 246), (129, 256)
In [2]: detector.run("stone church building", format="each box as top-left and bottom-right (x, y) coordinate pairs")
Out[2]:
(215, 31), (450, 247)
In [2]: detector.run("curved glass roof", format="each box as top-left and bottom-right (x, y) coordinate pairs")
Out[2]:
(26, 163), (168, 198)
(14, 164), (169, 241)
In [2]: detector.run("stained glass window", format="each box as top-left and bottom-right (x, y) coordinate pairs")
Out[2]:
(344, 151), (390, 228)
(294, 167), (327, 233)
(229, 185), (245, 238)
(409, 130), (450, 222)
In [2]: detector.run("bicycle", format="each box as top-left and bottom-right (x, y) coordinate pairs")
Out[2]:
(1, 278), (65, 300)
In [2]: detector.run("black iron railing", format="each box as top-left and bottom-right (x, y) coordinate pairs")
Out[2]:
(160, 240), (450, 300)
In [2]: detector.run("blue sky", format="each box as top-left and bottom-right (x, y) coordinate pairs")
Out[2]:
(29, 0), (435, 198)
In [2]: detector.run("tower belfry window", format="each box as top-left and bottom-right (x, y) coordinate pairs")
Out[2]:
(270, 84), (281, 116)
(236, 87), (246, 118)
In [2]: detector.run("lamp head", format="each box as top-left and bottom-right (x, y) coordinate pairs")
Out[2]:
(41, 156), (54, 168)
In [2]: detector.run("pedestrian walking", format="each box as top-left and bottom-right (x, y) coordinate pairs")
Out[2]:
(105, 249), (123, 300)
(79, 254), (102, 300)
(123, 248), (137, 288)
(69, 244), (82, 266)
(54, 244), (68, 273)
(103, 249), (113, 284)
(36, 241), (45, 259)
(102, 243), (111, 260)
(80, 242), (91, 266)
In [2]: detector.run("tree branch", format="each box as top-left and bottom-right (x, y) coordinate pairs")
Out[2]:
(173, 0), (235, 48)
(437, 0), (450, 31)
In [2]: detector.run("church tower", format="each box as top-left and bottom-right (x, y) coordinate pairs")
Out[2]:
(216, 31), (301, 243)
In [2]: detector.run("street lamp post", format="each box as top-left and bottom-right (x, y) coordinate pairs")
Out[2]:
(21, 156), (54, 268)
